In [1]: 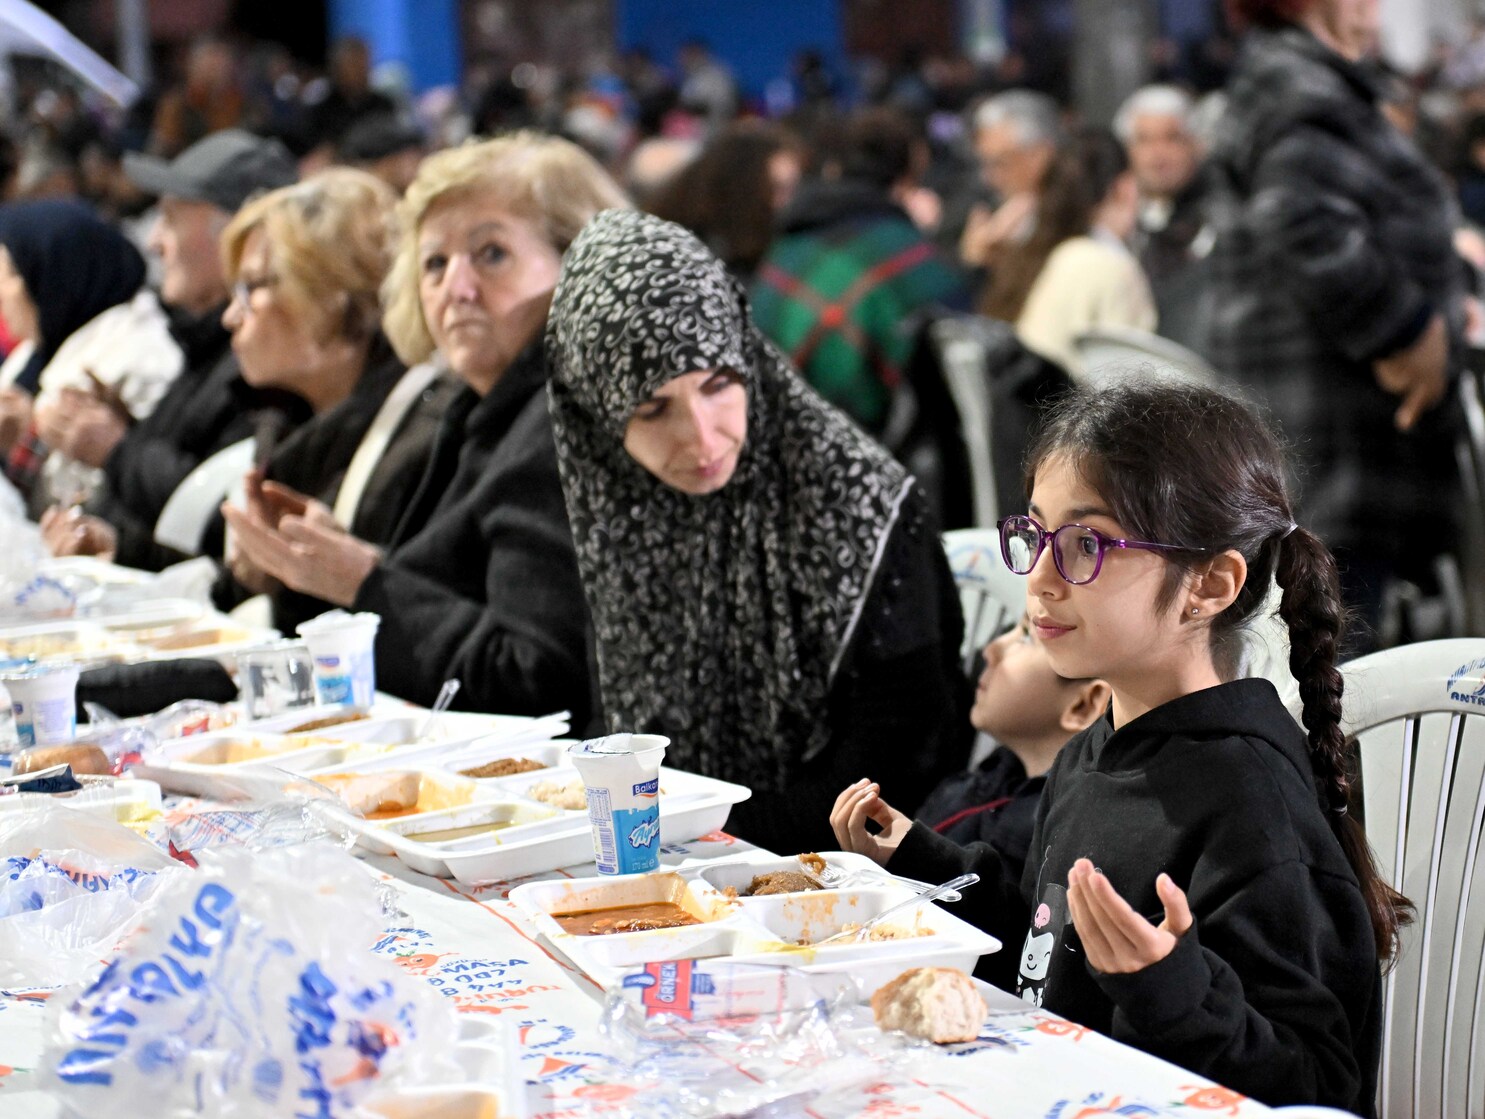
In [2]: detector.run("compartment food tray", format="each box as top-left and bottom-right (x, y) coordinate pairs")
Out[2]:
(314, 744), (750, 883)
(0, 609), (278, 668)
(509, 860), (1000, 995)
(0, 775), (162, 824)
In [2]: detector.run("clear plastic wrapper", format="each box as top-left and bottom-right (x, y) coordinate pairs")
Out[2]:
(145, 774), (358, 864)
(594, 960), (908, 1118)
(0, 802), (183, 987)
(141, 698), (237, 738)
(43, 843), (465, 1118)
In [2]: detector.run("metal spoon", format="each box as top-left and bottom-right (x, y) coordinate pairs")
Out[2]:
(415, 678), (461, 741)
(811, 872), (980, 948)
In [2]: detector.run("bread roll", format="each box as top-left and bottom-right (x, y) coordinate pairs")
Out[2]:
(316, 771), (422, 816)
(870, 967), (986, 1044)
(12, 743), (111, 777)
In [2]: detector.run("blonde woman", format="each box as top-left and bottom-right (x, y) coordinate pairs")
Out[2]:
(223, 133), (627, 721)
(44, 169), (438, 593)
(211, 167), (456, 632)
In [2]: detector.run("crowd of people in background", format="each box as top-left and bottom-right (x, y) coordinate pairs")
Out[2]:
(0, 2), (1475, 652)
(0, 1), (1474, 643)
(0, 2), (1477, 1109)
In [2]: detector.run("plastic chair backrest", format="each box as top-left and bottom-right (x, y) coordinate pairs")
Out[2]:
(1073, 325), (1220, 389)
(153, 437), (254, 555)
(927, 317), (999, 528)
(1459, 355), (1485, 633)
(943, 528), (1025, 674)
(1283, 639), (1485, 1119)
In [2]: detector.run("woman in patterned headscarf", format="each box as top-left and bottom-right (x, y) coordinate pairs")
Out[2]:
(547, 210), (970, 852)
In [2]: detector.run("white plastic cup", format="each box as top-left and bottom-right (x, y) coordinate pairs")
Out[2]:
(568, 734), (669, 875)
(3, 666), (81, 747)
(296, 611), (380, 708)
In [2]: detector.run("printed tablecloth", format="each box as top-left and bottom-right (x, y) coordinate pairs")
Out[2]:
(0, 830), (1272, 1118)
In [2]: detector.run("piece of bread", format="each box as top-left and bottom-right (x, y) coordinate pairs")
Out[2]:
(317, 771), (422, 816)
(13, 743), (111, 776)
(870, 967), (985, 1044)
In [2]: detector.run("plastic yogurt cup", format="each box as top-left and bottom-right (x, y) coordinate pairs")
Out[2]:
(568, 734), (669, 875)
(2, 665), (81, 747)
(296, 611), (380, 708)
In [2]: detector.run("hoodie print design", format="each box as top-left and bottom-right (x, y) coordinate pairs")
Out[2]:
(1017, 861), (1070, 1008)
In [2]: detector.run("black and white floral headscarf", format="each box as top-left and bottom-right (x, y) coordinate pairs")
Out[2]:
(546, 211), (912, 792)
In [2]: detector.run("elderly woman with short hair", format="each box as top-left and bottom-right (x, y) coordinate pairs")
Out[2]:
(223, 133), (627, 722)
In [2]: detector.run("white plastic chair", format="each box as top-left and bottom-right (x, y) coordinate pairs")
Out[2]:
(943, 528), (1025, 676)
(153, 437), (254, 554)
(927, 317), (1001, 528)
(1458, 353), (1485, 633)
(1283, 639), (1485, 1119)
(1073, 325), (1220, 389)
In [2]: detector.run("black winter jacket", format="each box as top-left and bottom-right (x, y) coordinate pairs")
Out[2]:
(92, 305), (258, 570)
(721, 483), (972, 853)
(890, 679), (1381, 1115)
(352, 343), (595, 727)
(1204, 26), (1463, 567)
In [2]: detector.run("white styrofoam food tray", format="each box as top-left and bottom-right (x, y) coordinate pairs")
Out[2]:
(509, 861), (999, 995)
(138, 702), (513, 778)
(0, 610), (278, 668)
(0, 775), (162, 823)
(310, 742), (750, 883)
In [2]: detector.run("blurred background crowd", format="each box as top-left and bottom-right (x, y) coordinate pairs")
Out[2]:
(0, 0), (1481, 665)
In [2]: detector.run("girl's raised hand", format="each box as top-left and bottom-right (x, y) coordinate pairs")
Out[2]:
(1066, 858), (1192, 975)
(829, 779), (912, 867)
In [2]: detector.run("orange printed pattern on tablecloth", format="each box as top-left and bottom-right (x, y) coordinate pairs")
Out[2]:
(1176, 1086), (1247, 1114)
(1034, 1016), (1090, 1041)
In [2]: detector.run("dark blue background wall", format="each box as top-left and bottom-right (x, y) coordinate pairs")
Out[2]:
(617, 0), (846, 100)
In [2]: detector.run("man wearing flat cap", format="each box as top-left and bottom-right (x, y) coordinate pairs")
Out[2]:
(41, 130), (301, 569)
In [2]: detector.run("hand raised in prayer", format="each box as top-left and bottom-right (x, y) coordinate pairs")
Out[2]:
(36, 388), (129, 468)
(0, 387), (32, 454)
(242, 469), (308, 529)
(221, 493), (381, 607)
(1373, 313), (1448, 432)
(830, 778), (913, 867)
(39, 505), (116, 560)
(1065, 858), (1192, 975)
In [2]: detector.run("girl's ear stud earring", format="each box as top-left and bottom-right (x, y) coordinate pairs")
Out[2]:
(1191, 607), (1200, 615)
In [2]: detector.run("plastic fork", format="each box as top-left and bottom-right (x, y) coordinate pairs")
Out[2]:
(811, 873), (980, 948)
(798, 854), (966, 902)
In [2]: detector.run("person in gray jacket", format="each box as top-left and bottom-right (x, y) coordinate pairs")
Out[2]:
(1205, 0), (1466, 647)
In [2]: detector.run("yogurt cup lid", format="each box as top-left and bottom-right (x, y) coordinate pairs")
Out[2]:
(569, 733), (669, 758)
(0, 664), (82, 683)
(297, 610), (381, 636)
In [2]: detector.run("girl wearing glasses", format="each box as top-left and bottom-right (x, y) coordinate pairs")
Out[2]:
(832, 381), (1403, 1114)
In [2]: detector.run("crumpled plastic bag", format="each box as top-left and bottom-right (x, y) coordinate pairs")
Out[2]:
(594, 960), (898, 1118)
(0, 476), (60, 622)
(0, 802), (183, 988)
(43, 842), (463, 1118)
(143, 772), (358, 866)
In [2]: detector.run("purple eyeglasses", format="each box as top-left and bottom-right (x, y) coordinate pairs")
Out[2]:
(997, 514), (1201, 586)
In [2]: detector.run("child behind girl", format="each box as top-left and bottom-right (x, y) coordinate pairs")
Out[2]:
(831, 381), (1407, 1115)
(916, 613), (1109, 877)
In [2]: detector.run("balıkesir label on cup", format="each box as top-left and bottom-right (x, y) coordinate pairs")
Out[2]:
(568, 736), (668, 875)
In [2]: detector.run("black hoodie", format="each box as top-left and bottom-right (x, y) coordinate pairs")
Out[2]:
(890, 678), (1381, 1115)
